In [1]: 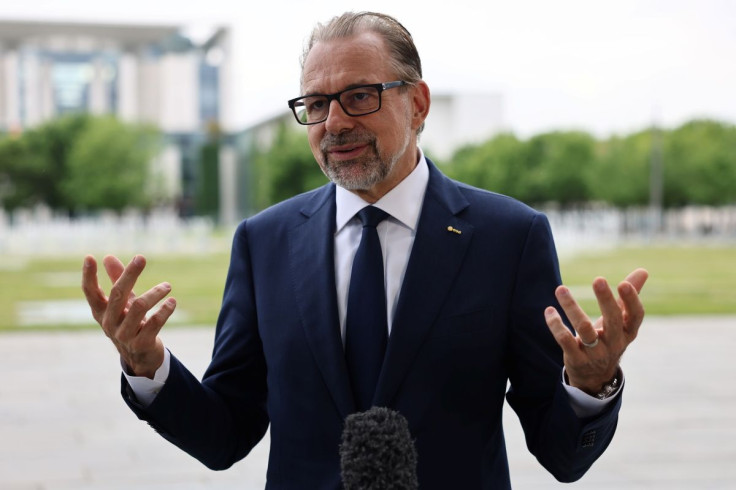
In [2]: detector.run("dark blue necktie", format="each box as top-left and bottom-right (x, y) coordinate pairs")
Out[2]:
(345, 206), (389, 411)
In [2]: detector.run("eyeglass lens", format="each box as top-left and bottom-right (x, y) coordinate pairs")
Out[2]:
(295, 86), (381, 124)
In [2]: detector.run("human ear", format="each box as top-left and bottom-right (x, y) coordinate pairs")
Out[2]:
(410, 81), (431, 130)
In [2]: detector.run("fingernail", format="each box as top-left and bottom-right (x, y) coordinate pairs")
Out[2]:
(166, 298), (176, 307)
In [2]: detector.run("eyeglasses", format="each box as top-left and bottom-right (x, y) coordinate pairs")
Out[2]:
(287, 81), (408, 125)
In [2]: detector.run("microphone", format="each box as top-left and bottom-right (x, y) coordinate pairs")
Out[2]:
(340, 406), (418, 490)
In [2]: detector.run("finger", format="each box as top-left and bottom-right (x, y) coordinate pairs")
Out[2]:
(81, 255), (108, 323)
(592, 277), (625, 347)
(105, 255), (147, 326)
(104, 255), (136, 308)
(103, 255), (126, 284)
(544, 306), (579, 355)
(555, 286), (598, 345)
(622, 268), (649, 294)
(618, 280), (646, 340)
(138, 297), (177, 345)
(116, 282), (172, 343)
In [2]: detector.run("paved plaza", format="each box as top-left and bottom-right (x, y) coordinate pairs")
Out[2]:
(1, 315), (735, 489)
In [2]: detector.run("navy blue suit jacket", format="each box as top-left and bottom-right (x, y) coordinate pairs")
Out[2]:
(124, 160), (621, 488)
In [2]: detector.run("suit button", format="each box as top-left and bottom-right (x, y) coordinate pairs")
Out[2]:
(581, 430), (596, 448)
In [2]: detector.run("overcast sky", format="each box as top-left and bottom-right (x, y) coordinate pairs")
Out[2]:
(1, 0), (734, 137)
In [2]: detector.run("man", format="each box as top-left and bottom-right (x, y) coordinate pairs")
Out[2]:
(82, 11), (648, 489)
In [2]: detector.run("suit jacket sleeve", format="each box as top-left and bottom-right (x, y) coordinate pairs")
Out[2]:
(505, 212), (621, 482)
(121, 220), (270, 470)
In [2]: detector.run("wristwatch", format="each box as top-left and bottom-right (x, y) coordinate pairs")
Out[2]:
(595, 373), (620, 400)
(563, 368), (622, 399)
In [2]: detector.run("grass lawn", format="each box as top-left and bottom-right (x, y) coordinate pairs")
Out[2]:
(0, 244), (734, 331)
(0, 253), (231, 331)
(559, 244), (736, 316)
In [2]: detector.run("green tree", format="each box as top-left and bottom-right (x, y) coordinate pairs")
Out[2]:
(442, 133), (529, 198)
(663, 120), (736, 207)
(524, 131), (596, 205)
(60, 116), (161, 212)
(196, 140), (220, 218)
(251, 123), (326, 210)
(0, 114), (91, 213)
(444, 131), (596, 206)
(0, 136), (44, 211)
(593, 130), (653, 207)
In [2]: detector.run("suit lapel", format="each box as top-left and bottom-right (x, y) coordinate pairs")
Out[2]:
(374, 163), (473, 406)
(286, 163), (473, 415)
(288, 185), (356, 418)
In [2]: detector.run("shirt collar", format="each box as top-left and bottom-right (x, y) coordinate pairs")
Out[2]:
(335, 147), (430, 233)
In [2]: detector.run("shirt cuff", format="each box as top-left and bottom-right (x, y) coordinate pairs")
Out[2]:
(561, 367), (625, 419)
(121, 348), (171, 407)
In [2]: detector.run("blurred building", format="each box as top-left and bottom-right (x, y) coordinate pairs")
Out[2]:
(0, 19), (230, 215)
(422, 92), (505, 160)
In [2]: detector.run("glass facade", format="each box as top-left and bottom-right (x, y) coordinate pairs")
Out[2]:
(45, 52), (119, 116)
(199, 59), (219, 126)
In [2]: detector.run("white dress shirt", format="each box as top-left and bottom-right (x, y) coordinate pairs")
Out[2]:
(333, 148), (428, 342)
(126, 148), (620, 415)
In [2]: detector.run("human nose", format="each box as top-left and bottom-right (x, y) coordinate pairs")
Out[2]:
(323, 99), (355, 134)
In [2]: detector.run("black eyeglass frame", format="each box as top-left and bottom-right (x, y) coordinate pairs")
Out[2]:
(287, 80), (408, 125)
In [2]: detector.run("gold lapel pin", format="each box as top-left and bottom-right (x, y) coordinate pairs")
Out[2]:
(447, 226), (462, 235)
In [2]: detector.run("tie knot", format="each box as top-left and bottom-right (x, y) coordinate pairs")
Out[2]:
(357, 206), (389, 228)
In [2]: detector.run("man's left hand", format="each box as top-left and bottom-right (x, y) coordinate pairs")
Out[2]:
(544, 268), (649, 396)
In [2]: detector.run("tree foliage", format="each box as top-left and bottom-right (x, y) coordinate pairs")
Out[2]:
(2, 115), (733, 215)
(593, 130), (652, 207)
(196, 140), (220, 219)
(662, 120), (736, 206)
(448, 133), (529, 199)
(251, 123), (326, 210)
(61, 116), (160, 212)
(251, 119), (736, 212)
(0, 114), (90, 212)
(524, 131), (596, 204)
(0, 136), (44, 211)
(441, 119), (736, 208)
(0, 114), (160, 213)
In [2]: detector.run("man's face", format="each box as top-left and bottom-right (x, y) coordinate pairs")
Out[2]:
(300, 31), (428, 202)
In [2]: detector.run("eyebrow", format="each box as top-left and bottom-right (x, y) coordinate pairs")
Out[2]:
(301, 81), (376, 97)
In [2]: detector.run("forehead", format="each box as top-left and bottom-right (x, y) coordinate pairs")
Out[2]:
(301, 31), (394, 93)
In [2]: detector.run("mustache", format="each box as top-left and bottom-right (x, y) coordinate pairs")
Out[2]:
(320, 131), (376, 153)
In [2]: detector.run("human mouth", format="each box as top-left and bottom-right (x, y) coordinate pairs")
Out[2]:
(327, 144), (368, 161)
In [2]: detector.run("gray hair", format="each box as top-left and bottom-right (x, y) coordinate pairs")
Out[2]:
(301, 12), (422, 84)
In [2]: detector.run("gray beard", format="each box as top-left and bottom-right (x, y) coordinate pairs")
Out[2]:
(324, 156), (392, 191)
(319, 130), (405, 191)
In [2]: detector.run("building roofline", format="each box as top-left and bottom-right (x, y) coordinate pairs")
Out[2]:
(0, 19), (180, 45)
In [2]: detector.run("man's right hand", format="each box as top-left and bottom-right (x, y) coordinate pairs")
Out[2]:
(82, 254), (176, 379)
